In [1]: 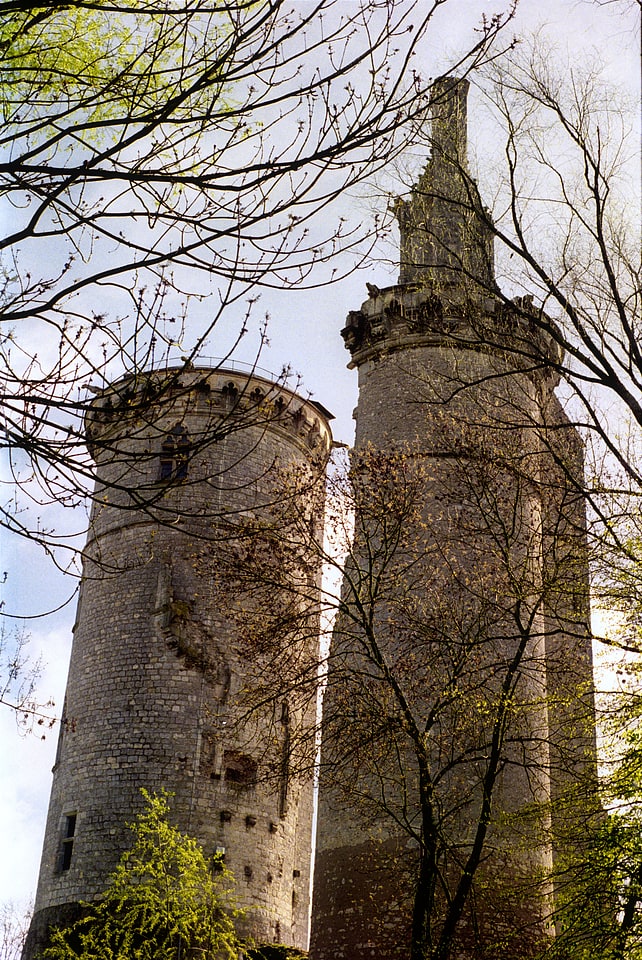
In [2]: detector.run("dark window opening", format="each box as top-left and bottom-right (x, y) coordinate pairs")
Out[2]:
(221, 381), (239, 407)
(278, 761), (289, 817)
(159, 424), (190, 482)
(212, 845), (225, 872)
(59, 813), (77, 872)
(53, 706), (68, 768)
(279, 711), (290, 819)
(223, 750), (257, 786)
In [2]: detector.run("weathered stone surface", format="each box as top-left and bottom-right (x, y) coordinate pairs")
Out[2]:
(311, 78), (598, 960)
(26, 367), (332, 959)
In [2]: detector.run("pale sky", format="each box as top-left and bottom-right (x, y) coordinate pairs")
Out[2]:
(1, 0), (639, 914)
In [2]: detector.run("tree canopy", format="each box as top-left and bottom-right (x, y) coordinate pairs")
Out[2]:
(43, 790), (242, 960)
(0, 0), (515, 565)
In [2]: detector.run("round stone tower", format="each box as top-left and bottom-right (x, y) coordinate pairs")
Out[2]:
(310, 79), (597, 960)
(26, 364), (333, 958)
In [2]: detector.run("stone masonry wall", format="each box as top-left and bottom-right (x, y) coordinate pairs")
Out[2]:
(311, 281), (595, 959)
(27, 367), (332, 958)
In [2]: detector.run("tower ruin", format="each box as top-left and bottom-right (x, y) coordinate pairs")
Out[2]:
(25, 365), (333, 958)
(310, 78), (598, 959)
(24, 76), (600, 960)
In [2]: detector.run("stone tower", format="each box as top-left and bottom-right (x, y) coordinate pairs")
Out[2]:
(25, 365), (333, 958)
(310, 79), (597, 959)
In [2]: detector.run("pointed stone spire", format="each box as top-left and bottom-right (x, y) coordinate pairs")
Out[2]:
(395, 77), (495, 293)
(431, 75), (469, 172)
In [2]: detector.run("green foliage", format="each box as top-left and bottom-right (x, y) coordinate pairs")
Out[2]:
(0, 3), (227, 130)
(546, 648), (642, 958)
(246, 946), (308, 960)
(43, 790), (242, 960)
(543, 807), (642, 960)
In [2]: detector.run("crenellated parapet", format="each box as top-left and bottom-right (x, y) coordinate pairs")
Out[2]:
(341, 282), (563, 380)
(85, 365), (333, 461)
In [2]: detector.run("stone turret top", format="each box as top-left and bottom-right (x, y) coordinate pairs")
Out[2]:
(394, 77), (496, 292)
(340, 77), (563, 382)
(84, 365), (334, 461)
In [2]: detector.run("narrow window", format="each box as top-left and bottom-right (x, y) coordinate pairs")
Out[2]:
(59, 813), (77, 872)
(159, 439), (174, 480)
(277, 700), (290, 818)
(159, 424), (190, 482)
(53, 705), (67, 769)
(175, 430), (190, 479)
(212, 845), (225, 872)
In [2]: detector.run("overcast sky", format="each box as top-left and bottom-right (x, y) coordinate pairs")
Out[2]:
(1, 0), (640, 915)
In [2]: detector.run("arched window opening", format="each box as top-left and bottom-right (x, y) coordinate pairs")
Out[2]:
(159, 424), (190, 481)
(221, 381), (239, 407)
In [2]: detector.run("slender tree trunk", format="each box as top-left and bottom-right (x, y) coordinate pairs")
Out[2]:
(613, 863), (642, 960)
(410, 761), (438, 960)
(431, 613), (533, 960)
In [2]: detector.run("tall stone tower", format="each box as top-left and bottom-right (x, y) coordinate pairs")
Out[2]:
(25, 364), (333, 958)
(310, 78), (597, 959)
